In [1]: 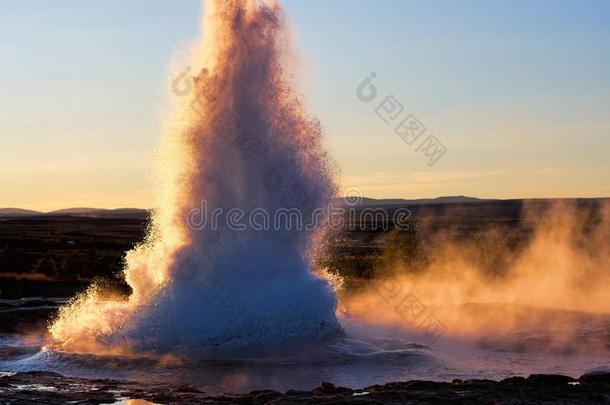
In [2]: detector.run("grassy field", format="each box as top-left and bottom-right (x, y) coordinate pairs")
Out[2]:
(0, 216), (146, 298)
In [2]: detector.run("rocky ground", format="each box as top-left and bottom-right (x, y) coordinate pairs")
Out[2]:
(1, 371), (610, 404)
(0, 298), (60, 334)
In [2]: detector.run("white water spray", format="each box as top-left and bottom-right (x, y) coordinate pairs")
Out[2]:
(50, 0), (341, 354)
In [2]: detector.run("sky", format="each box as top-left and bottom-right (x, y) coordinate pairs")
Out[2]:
(1, 0), (609, 211)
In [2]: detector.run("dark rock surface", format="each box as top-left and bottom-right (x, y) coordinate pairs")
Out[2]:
(1, 371), (610, 404)
(0, 300), (60, 334)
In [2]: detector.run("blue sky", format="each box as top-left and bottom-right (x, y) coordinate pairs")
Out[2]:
(1, 0), (609, 210)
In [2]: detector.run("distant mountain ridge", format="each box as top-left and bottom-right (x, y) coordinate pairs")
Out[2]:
(0, 196), (485, 218)
(46, 208), (148, 217)
(0, 207), (149, 219)
(0, 208), (43, 217)
(3, 196), (608, 218)
(339, 195), (488, 206)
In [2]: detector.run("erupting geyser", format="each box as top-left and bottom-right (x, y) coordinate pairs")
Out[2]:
(50, 0), (341, 353)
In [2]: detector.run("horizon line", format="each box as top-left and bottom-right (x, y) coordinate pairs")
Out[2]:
(3, 195), (610, 214)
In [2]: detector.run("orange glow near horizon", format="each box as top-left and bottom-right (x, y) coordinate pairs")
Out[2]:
(3, 177), (610, 213)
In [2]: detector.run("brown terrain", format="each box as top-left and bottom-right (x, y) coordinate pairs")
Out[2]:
(1, 198), (610, 404)
(0, 197), (568, 298)
(0, 215), (146, 299)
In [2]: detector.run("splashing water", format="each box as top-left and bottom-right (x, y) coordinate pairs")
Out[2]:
(50, 0), (340, 354)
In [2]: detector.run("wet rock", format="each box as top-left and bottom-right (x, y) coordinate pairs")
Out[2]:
(500, 376), (527, 384)
(580, 371), (610, 385)
(313, 382), (353, 395)
(0, 345), (36, 359)
(175, 384), (204, 393)
(2, 372), (610, 404)
(0, 306), (58, 333)
(526, 374), (575, 386)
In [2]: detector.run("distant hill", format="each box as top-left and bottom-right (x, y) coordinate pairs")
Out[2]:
(46, 208), (149, 219)
(47, 208), (105, 215)
(0, 208), (43, 217)
(0, 197), (487, 218)
(3, 196), (608, 219)
(340, 195), (488, 207)
(0, 208), (149, 219)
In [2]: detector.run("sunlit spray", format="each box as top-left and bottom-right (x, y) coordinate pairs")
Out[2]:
(50, 0), (341, 354)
